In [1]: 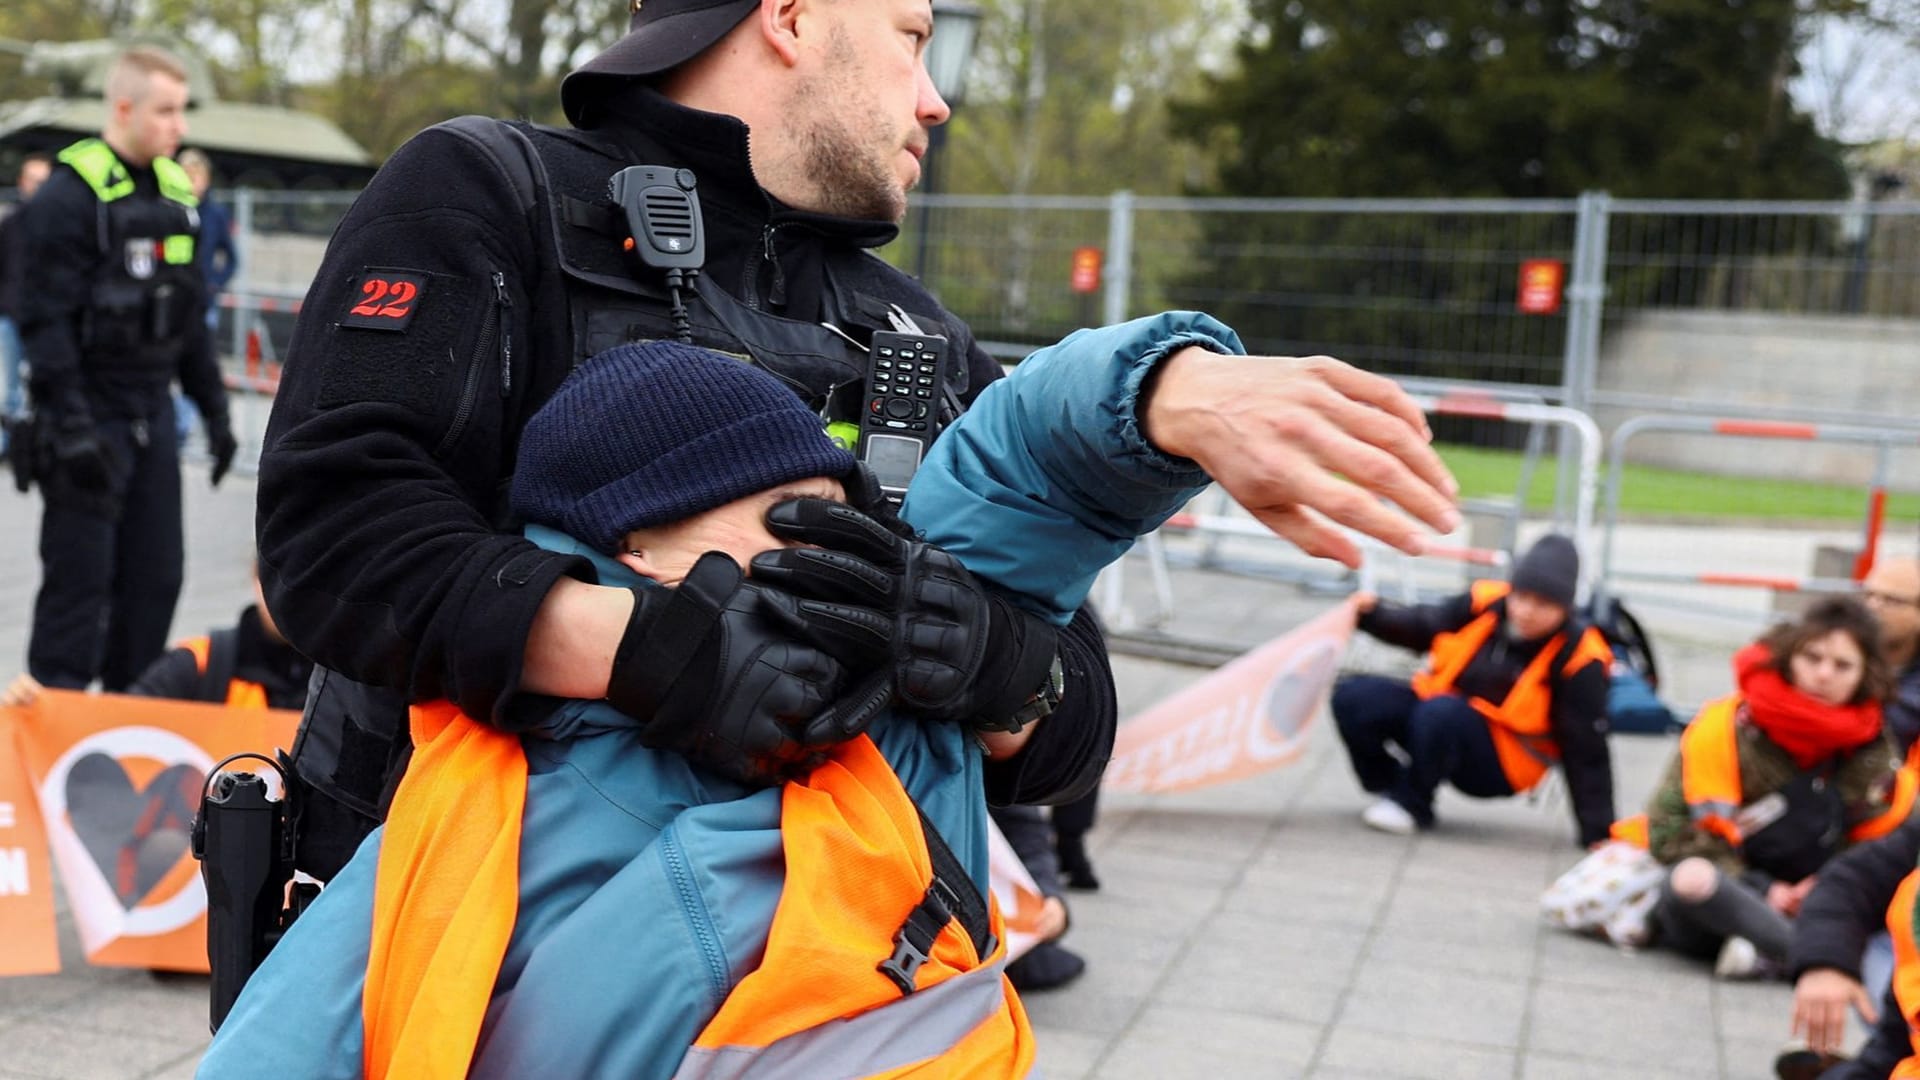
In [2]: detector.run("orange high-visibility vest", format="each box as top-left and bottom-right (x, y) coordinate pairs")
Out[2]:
(1623, 696), (1913, 853)
(179, 634), (269, 709)
(1409, 580), (1613, 793)
(1887, 868), (1920, 1079)
(677, 733), (1035, 1078)
(364, 701), (1035, 1080)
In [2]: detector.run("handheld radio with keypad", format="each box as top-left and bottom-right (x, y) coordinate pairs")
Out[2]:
(858, 329), (951, 503)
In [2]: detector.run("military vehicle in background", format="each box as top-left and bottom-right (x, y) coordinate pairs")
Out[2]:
(0, 37), (376, 189)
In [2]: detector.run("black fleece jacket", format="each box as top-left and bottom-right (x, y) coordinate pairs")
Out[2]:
(1360, 588), (1615, 845)
(255, 88), (1114, 806)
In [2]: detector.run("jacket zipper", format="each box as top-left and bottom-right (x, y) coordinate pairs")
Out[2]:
(493, 271), (514, 398)
(754, 224), (788, 310)
(432, 271), (505, 457)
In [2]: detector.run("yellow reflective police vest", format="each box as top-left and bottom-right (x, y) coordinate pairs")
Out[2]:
(53, 138), (202, 372)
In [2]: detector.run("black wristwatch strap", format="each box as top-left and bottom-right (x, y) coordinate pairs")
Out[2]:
(973, 653), (1064, 735)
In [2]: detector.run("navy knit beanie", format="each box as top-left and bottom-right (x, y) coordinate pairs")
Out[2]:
(511, 341), (857, 554)
(1510, 533), (1580, 609)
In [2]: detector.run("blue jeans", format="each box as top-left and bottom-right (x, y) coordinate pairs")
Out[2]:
(0, 316), (21, 452)
(1, 315), (22, 411)
(1331, 674), (1514, 824)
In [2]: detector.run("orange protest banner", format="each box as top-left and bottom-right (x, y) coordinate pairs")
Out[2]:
(6, 690), (299, 973)
(1104, 599), (1357, 794)
(0, 713), (61, 976)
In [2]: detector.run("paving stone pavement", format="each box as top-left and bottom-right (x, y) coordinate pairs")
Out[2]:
(0, 475), (1895, 1079)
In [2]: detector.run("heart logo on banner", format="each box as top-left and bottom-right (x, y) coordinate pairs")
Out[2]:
(63, 754), (205, 910)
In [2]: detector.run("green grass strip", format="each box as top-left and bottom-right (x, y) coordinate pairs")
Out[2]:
(1439, 444), (1920, 523)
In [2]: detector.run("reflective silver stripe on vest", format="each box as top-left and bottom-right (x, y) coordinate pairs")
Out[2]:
(672, 956), (1016, 1080)
(1688, 799), (1740, 823)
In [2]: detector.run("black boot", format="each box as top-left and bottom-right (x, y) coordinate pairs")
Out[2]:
(1773, 1045), (1847, 1080)
(1006, 942), (1087, 991)
(1056, 835), (1100, 891)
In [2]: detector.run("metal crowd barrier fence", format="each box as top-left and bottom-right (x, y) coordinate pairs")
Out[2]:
(1597, 415), (1917, 616)
(185, 290), (303, 479)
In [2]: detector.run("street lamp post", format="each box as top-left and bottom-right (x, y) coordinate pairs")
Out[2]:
(913, 1), (982, 283)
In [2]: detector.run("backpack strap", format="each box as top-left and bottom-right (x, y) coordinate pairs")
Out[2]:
(878, 803), (999, 994)
(432, 116), (543, 221)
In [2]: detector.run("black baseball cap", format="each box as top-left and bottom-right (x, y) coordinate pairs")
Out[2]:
(562, 0), (760, 125)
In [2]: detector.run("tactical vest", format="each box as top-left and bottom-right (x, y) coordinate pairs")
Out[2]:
(1410, 579), (1614, 792)
(457, 117), (968, 431)
(56, 138), (201, 385)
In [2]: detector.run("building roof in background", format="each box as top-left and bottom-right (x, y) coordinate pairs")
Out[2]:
(0, 96), (374, 168)
(0, 37), (376, 186)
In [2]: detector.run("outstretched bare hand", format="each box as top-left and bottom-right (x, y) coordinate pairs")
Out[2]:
(1140, 348), (1460, 568)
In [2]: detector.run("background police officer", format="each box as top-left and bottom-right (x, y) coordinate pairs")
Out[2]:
(17, 44), (237, 692)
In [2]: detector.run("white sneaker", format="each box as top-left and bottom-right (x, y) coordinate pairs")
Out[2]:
(1361, 798), (1418, 836)
(1714, 936), (1760, 979)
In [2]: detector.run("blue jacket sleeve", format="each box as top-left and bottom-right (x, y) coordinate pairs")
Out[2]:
(901, 312), (1243, 624)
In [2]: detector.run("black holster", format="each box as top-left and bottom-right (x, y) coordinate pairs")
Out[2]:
(190, 754), (319, 1033)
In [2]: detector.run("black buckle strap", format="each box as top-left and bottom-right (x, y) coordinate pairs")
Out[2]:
(877, 806), (1000, 995)
(878, 876), (958, 994)
(561, 194), (624, 237)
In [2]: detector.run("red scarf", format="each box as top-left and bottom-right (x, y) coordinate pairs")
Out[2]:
(1734, 642), (1882, 769)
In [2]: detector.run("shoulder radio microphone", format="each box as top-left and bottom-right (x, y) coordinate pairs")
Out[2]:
(610, 165), (705, 343)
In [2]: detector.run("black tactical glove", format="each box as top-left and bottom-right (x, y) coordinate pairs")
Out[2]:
(751, 498), (1061, 730)
(607, 551), (894, 785)
(51, 421), (112, 493)
(205, 418), (238, 488)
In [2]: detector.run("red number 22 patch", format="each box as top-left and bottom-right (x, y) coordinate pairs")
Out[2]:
(341, 270), (429, 331)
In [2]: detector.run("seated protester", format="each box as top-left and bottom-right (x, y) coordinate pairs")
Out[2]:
(127, 560), (313, 709)
(1624, 597), (1906, 981)
(1, 560), (312, 711)
(200, 314), (1243, 1080)
(1330, 534), (1616, 844)
(1775, 818), (1920, 1080)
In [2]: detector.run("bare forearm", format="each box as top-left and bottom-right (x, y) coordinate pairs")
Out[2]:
(522, 577), (633, 700)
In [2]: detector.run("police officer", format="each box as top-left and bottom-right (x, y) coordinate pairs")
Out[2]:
(19, 45), (237, 693)
(259, 0), (1461, 879)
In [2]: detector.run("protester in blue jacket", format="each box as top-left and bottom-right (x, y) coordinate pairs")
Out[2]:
(200, 313), (1258, 1079)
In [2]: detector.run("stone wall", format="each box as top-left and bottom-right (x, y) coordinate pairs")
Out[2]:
(1594, 309), (1920, 492)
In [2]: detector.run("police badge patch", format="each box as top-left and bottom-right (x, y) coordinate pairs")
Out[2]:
(125, 238), (156, 280)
